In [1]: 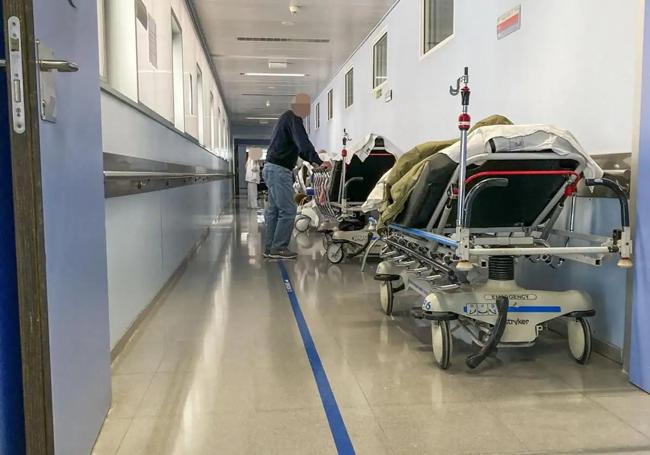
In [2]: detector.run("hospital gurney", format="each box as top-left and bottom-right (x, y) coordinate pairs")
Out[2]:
(297, 130), (397, 263)
(373, 68), (632, 370)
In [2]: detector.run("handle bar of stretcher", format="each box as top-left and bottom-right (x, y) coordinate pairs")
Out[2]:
(388, 224), (614, 256)
(389, 170), (629, 260)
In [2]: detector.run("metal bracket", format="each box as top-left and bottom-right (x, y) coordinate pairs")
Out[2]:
(7, 17), (26, 134)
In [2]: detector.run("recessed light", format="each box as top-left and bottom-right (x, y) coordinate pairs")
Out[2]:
(268, 86), (276, 89)
(265, 100), (271, 107)
(246, 116), (279, 121)
(242, 72), (306, 77)
(269, 61), (288, 70)
(281, 21), (295, 26)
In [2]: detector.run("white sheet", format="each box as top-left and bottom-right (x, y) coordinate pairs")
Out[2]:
(439, 124), (604, 179)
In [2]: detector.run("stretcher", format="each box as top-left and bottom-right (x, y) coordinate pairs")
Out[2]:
(295, 131), (397, 263)
(373, 68), (632, 370)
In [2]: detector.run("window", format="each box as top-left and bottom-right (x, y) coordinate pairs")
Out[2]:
(210, 93), (215, 151)
(315, 103), (320, 129)
(327, 89), (333, 120)
(171, 12), (184, 130)
(373, 33), (388, 89)
(105, 0), (138, 100)
(345, 68), (354, 108)
(423, 0), (454, 54)
(196, 66), (204, 145)
(189, 74), (194, 115)
(217, 107), (222, 154)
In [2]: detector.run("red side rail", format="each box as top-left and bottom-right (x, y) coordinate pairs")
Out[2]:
(463, 170), (581, 196)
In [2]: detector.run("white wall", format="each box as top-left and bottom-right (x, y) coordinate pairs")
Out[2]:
(310, 0), (643, 352)
(311, 0), (641, 157)
(102, 94), (231, 349)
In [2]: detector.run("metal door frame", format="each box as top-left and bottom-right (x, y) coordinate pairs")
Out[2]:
(2, 0), (54, 453)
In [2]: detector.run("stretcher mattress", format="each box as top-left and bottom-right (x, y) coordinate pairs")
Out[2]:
(394, 124), (603, 229)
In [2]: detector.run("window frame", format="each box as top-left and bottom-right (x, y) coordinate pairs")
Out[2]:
(171, 10), (185, 131)
(97, 0), (107, 81)
(344, 68), (354, 109)
(315, 103), (321, 129)
(372, 32), (388, 90)
(327, 89), (334, 121)
(420, 0), (455, 59)
(196, 65), (204, 145)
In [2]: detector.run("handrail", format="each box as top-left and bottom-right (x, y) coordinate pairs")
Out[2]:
(104, 170), (231, 179)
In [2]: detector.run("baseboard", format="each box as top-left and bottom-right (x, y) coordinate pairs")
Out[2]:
(110, 226), (211, 361)
(548, 319), (623, 364)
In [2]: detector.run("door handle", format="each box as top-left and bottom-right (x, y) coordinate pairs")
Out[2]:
(0, 59), (79, 72)
(38, 59), (79, 73)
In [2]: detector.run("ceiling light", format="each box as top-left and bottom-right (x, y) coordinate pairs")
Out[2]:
(269, 61), (288, 70)
(281, 21), (295, 26)
(268, 86), (276, 89)
(259, 121), (269, 125)
(242, 72), (306, 77)
(246, 117), (279, 121)
(265, 100), (271, 107)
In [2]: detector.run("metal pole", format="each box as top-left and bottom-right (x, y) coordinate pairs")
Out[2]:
(450, 67), (471, 228)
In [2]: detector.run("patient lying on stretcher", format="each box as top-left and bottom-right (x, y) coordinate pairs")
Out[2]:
(370, 118), (610, 235)
(375, 115), (513, 227)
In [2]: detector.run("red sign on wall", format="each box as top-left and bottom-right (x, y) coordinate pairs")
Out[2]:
(497, 5), (521, 40)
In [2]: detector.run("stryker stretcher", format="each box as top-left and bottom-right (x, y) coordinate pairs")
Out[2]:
(295, 130), (397, 263)
(374, 68), (632, 370)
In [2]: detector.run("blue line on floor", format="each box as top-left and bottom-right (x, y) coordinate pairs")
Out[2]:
(277, 261), (356, 455)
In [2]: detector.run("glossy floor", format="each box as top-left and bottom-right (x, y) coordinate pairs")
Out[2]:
(93, 207), (650, 455)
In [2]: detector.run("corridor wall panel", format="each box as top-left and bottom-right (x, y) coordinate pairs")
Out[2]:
(102, 92), (231, 349)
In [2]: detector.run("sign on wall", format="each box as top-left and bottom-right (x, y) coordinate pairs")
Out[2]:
(497, 5), (521, 40)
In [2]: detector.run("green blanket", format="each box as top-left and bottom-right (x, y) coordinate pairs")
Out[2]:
(379, 115), (513, 227)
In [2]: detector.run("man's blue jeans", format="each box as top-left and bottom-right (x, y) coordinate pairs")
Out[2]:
(263, 162), (297, 252)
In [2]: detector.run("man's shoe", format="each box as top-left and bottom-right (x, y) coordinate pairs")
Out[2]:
(269, 248), (298, 260)
(263, 250), (273, 259)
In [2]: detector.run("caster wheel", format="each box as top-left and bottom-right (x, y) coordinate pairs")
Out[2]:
(568, 317), (592, 364)
(295, 216), (310, 233)
(379, 281), (395, 316)
(431, 320), (452, 370)
(322, 232), (333, 249)
(326, 243), (345, 264)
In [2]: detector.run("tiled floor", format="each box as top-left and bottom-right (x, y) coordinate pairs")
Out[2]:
(93, 206), (650, 455)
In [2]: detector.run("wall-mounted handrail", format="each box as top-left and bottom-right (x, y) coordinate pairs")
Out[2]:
(104, 171), (230, 179)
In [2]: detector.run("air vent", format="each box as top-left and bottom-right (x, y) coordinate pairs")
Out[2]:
(237, 37), (330, 44)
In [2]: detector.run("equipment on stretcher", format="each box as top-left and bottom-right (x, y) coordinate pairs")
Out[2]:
(374, 67), (633, 370)
(295, 130), (397, 263)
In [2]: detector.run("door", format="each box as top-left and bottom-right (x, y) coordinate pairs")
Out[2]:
(2, 1), (111, 453)
(0, 3), (25, 453)
(631, 0), (650, 393)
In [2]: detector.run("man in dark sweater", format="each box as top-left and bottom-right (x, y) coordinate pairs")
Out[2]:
(263, 93), (330, 259)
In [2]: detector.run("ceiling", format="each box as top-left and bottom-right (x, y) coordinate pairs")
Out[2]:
(192, 0), (396, 128)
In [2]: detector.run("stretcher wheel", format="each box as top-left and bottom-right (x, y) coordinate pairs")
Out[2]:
(379, 281), (394, 316)
(567, 317), (592, 364)
(326, 243), (345, 264)
(322, 232), (333, 249)
(431, 320), (452, 370)
(295, 216), (311, 233)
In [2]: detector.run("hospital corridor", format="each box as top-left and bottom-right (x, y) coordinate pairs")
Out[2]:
(2, 0), (650, 454)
